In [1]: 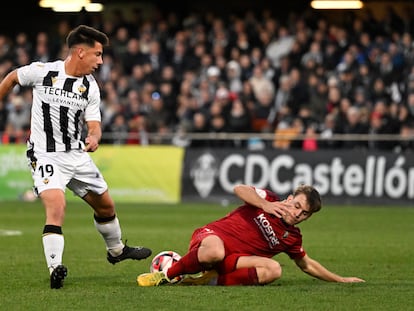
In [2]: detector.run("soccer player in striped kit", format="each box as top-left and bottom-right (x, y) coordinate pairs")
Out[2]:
(0, 25), (151, 289)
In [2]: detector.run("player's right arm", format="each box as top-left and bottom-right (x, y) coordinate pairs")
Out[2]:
(233, 184), (292, 218)
(294, 254), (365, 283)
(0, 70), (19, 99)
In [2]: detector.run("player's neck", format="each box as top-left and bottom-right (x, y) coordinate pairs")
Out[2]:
(64, 57), (82, 77)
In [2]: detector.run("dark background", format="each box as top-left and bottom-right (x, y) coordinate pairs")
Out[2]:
(2, 0), (413, 45)
(0, 0), (361, 36)
(4, 0), (312, 35)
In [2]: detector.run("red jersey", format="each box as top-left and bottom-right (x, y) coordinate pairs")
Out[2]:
(204, 187), (306, 260)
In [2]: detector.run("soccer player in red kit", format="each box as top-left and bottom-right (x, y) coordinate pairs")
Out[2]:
(137, 184), (365, 286)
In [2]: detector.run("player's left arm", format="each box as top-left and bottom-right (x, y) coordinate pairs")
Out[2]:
(84, 120), (102, 152)
(294, 254), (365, 283)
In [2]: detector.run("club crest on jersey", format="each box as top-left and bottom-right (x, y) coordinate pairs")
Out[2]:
(43, 178), (49, 184)
(78, 84), (87, 93)
(282, 231), (289, 239)
(51, 77), (57, 85)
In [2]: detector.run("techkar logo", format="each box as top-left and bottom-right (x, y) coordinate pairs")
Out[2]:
(190, 153), (218, 198)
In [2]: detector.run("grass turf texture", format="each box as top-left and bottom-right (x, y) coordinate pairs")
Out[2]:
(0, 200), (413, 311)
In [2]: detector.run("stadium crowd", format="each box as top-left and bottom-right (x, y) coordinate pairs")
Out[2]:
(1, 5), (414, 151)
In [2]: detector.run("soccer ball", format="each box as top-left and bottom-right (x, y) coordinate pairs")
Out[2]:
(150, 250), (182, 283)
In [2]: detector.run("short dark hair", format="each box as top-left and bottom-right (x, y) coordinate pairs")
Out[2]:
(293, 185), (322, 214)
(66, 25), (109, 48)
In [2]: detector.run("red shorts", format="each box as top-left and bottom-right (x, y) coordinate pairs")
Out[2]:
(188, 227), (217, 252)
(189, 226), (250, 273)
(189, 226), (250, 256)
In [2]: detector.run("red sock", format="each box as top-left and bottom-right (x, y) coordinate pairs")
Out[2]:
(166, 248), (204, 279)
(217, 268), (259, 285)
(216, 254), (240, 274)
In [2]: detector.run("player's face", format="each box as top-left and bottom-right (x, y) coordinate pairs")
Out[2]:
(79, 42), (104, 75)
(283, 193), (312, 225)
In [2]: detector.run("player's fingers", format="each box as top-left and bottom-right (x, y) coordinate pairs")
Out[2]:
(84, 143), (98, 152)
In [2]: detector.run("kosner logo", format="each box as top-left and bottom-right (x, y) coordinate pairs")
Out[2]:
(190, 152), (414, 199)
(255, 213), (280, 248)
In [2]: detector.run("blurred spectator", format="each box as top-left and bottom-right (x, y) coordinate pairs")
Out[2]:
(13, 33), (32, 67)
(169, 35), (190, 81)
(396, 122), (414, 153)
(378, 50), (400, 86)
(205, 65), (221, 99)
(370, 77), (391, 104)
(128, 64), (147, 93)
(306, 73), (327, 123)
(323, 41), (341, 72)
(0, 35), (12, 63)
(319, 113), (337, 149)
(337, 67), (357, 100)
(302, 123), (319, 151)
(146, 92), (172, 133)
(111, 26), (130, 62)
(301, 41), (323, 68)
(287, 67), (309, 116)
(127, 115), (148, 145)
(33, 32), (52, 62)
(249, 64), (275, 100)
(251, 87), (273, 133)
(353, 86), (372, 110)
(189, 111), (209, 148)
(269, 74), (291, 126)
(226, 60), (243, 94)
(146, 39), (168, 76)
(14, 32), (32, 56)
(4, 95), (31, 143)
(400, 32), (414, 68)
(266, 25), (295, 68)
(238, 53), (254, 81)
(120, 37), (145, 75)
(337, 106), (370, 149)
(273, 117), (304, 150)
(106, 113), (129, 144)
(228, 97), (251, 147)
(355, 62), (374, 91)
(98, 54), (115, 83)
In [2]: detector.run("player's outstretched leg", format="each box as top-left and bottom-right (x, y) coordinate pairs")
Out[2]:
(107, 244), (152, 264)
(137, 272), (171, 286)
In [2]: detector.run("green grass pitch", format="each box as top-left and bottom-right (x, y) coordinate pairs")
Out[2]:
(0, 200), (413, 311)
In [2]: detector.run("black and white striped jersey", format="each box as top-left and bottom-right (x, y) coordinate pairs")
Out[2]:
(18, 60), (101, 152)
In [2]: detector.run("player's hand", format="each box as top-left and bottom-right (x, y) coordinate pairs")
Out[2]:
(263, 200), (293, 218)
(84, 136), (99, 152)
(340, 277), (366, 283)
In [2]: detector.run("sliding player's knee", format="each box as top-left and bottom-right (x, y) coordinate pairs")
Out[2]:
(269, 260), (282, 279)
(199, 246), (225, 263)
(259, 260), (282, 284)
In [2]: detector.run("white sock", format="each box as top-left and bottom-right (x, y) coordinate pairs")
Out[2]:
(94, 216), (124, 256)
(42, 233), (64, 274)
